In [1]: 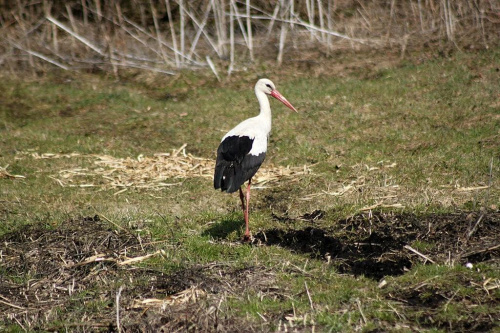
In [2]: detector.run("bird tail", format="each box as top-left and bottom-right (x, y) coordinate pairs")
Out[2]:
(214, 161), (243, 193)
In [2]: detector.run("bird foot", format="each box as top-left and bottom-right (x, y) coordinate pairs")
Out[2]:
(242, 233), (253, 242)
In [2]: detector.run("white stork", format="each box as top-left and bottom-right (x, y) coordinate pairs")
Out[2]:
(214, 78), (298, 241)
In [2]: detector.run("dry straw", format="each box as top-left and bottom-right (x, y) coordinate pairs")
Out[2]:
(30, 144), (312, 192)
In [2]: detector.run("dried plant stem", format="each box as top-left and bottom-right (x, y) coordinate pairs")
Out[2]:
(304, 281), (314, 311)
(206, 55), (220, 81)
(306, 0), (315, 41)
(46, 15), (105, 56)
(178, 0), (186, 63)
(246, 0), (253, 61)
(120, 15), (197, 65)
(187, 0), (213, 59)
(150, 1), (169, 65)
(265, 1), (280, 41)
(165, 0), (180, 67)
(317, 0), (325, 43)
(230, 0), (249, 49)
(182, 2), (219, 58)
(277, 1), (289, 66)
(326, 0), (334, 53)
(9, 40), (69, 70)
(234, 13), (368, 45)
(467, 214), (485, 239)
(116, 286), (123, 333)
(404, 245), (436, 264)
(228, 0), (235, 75)
(81, 0), (88, 26)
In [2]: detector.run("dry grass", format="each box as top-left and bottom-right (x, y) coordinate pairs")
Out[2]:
(16, 144), (313, 193)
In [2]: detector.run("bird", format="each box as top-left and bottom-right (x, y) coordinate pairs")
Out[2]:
(214, 78), (298, 241)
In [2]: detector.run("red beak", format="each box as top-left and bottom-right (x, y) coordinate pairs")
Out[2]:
(270, 90), (298, 113)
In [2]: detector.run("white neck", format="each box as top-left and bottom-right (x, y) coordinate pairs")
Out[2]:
(255, 88), (272, 131)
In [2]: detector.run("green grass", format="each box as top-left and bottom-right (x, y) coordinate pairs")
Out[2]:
(1, 49), (499, 331)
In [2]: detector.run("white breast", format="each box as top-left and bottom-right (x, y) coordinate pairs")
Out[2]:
(221, 115), (270, 156)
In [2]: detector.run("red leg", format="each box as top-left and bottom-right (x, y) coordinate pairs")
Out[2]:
(239, 187), (246, 212)
(243, 178), (252, 241)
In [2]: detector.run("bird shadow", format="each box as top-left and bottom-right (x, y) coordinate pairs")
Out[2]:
(202, 216), (244, 240)
(253, 226), (412, 280)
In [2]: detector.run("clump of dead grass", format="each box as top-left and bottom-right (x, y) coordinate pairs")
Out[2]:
(20, 145), (313, 193)
(0, 165), (25, 179)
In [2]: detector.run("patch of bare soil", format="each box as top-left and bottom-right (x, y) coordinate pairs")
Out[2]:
(0, 216), (274, 331)
(254, 210), (500, 332)
(256, 210), (499, 279)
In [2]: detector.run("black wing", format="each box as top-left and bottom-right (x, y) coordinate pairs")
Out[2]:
(214, 135), (265, 193)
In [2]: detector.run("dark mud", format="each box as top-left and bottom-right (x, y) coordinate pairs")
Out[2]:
(255, 210), (500, 280)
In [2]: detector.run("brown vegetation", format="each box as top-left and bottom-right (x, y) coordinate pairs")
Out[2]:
(1, 0), (499, 75)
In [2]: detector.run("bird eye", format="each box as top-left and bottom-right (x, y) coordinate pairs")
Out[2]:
(265, 83), (272, 89)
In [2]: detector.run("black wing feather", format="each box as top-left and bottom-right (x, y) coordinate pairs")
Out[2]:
(214, 136), (265, 193)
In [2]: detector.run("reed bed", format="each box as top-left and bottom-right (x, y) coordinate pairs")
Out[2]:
(1, 0), (498, 75)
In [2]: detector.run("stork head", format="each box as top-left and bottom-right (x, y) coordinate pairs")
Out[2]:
(255, 78), (298, 112)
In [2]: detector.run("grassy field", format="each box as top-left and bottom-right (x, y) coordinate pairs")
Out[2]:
(0, 49), (499, 332)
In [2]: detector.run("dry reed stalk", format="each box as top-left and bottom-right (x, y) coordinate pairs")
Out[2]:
(178, 0), (186, 64)
(98, 11), (176, 68)
(233, 12), (368, 45)
(65, 3), (78, 55)
(220, 0), (228, 57)
(182, 1), (219, 59)
(116, 285), (123, 333)
(0, 165), (25, 179)
(228, 0), (235, 75)
(265, 1), (280, 41)
(119, 14), (196, 66)
(206, 55), (220, 81)
(81, 0), (88, 26)
(230, 1), (246, 45)
(165, 0), (180, 67)
(46, 15), (105, 56)
(417, 0), (424, 32)
(442, 0), (452, 41)
(288, 0), (297, 49)
(317, 0), (325, 43)
(306, 0), (315, 41)
(326, 0), (334, 53)
(94, 0), (102, 22)
(133, 286), (206, 308)
(246, 0), (253, 61)
(212, 0), (226, 57)
(9, 41), (69, 70)
(187, 0), (213, 60)
(277, 0), (289, 66)
(12, 10), (35, 71)
(49, 16), (59, 53)
(150, 1), (167, 65)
